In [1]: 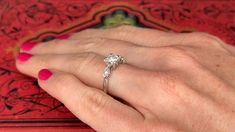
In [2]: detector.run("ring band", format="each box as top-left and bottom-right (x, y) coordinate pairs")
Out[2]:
(103, 53), (125, 93)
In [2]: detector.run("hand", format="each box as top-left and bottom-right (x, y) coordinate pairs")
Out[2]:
(15, 26), (235, 132)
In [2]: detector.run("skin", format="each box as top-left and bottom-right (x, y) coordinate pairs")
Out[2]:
(15, 26), (235, 132)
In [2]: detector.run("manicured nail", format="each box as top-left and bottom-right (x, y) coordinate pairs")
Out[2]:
(56, 34), (70, 40)
(16, 53), (32, 62)
(21, 42), (37, 51)
(38, 69), (53, 80)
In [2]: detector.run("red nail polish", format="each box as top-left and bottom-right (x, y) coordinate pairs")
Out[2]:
(38, 69), (53, 80)
(16, 53), (32, 62)
(21, 42), (37, 51)
(56, 34), (70, 40)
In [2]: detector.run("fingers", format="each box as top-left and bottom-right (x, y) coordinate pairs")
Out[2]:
(37, 69), (144, 131)
(70, 25), (225, 49)
(16, 52), (151, 105)
(20, 37), (170, 71)
(69, 25), (199, 47)
(69, 26), (180, 47)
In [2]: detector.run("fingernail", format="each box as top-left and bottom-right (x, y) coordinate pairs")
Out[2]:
(21, 42), (37, 51)
(56, 34), (70, 40)
(38, 69), (53, 80)
(16, 52), (33, 62)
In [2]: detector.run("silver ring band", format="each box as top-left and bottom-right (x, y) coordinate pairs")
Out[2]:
(103, 76), (109, 93)
(103, 53), (125, 93)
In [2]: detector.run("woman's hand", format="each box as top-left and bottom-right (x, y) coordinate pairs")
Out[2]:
(15, 26), (235, 132)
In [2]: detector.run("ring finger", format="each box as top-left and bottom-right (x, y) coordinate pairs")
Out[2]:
(15, 52), (152, 106)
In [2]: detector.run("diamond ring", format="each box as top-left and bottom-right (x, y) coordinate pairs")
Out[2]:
(103, 53), (125, 93)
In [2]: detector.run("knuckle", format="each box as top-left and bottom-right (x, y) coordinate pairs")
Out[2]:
(84, 52), (101, 67)
(53, 74), (74, 86)
(109, 25), (136, 39)
(39, 55), (51, 65)
(82, 90), (109, 114)
(83, 37), (106, 51)
(191, 32), (214, 40)
(72, 52), (101, 75)
(51, 74), (76, 95)
(188, 32), (223, 47)
(70, 28), (98, 39)
(152, 72), (182, 97)
(17, 55), (48, 71)
(164, 46), (198, 67)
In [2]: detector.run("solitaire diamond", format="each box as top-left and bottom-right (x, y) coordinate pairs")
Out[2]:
(104, 53), (124, 65)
